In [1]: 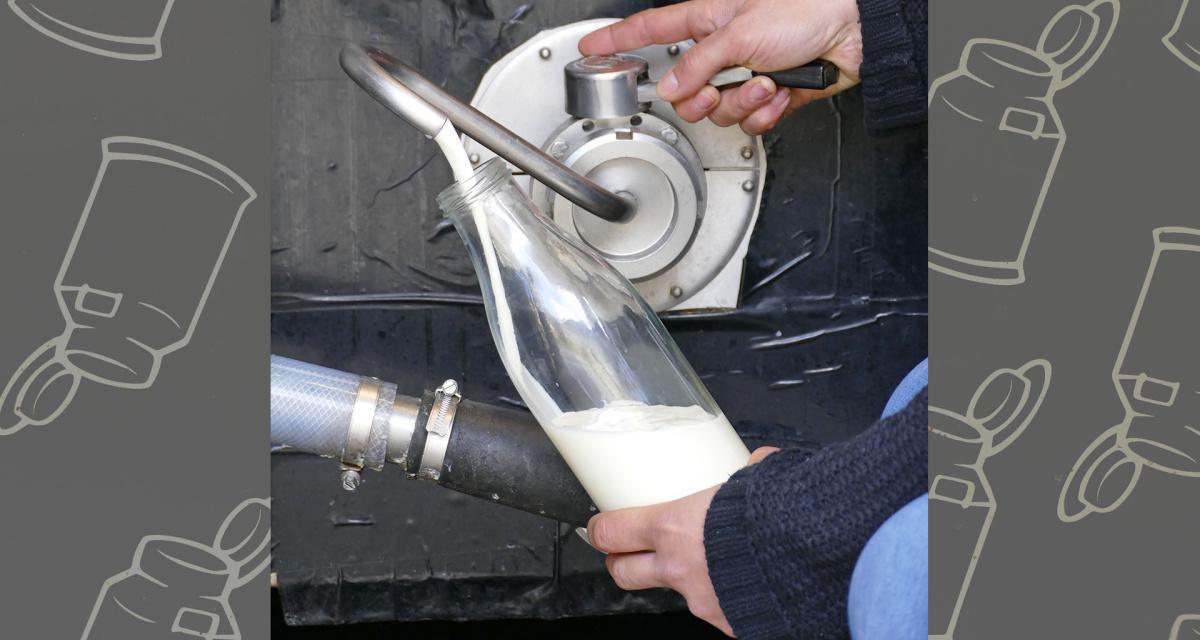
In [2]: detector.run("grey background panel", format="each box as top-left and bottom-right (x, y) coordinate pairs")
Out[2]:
(0, 1), (269, 638)
(931, 1), (1199, 638)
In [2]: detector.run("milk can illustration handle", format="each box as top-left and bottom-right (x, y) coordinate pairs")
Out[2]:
(928, 0), (1119, 285)
(0, 137), (256, 436)
(1059, 227), (1200, 521)
(82, 499), (270, 640)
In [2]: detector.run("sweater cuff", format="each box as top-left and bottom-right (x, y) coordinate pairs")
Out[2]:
(857, 0), (927, 133)
(704, 468), (789, 638)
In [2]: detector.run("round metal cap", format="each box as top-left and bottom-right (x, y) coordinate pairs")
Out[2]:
(564, 54), (648, 119)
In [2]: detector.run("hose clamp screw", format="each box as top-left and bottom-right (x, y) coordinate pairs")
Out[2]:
(341, 468), (362, 491)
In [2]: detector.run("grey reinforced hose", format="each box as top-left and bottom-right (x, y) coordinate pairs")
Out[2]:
(270, 355), (411, 471)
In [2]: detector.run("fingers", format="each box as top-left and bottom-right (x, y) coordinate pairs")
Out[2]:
(672, 85), (721, 122)
(587, 505), (664, 554)
(740, 89), (793, 135)
(605, 551), (664, 590)
(747, 446), (781, 465)
(708, 76), (777, 127)
(659, 26), (745, 102)
(580, 3), (714, 56)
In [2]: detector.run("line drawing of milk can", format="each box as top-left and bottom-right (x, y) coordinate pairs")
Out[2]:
(7, 0), (176, 61)
(1170, 614), (1200, 639)
(0, 136), (256, 436)
(82, 498), (270, 640)
(929, 359), (1051, 639)
(929, 0), (1119, 285)
(1058, 227), (1200, 522)
(1165, 0), (1200, 72)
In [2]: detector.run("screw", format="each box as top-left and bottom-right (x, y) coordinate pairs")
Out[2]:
(550, 140), (569, 159)
(740, 146), (753, 159)
(670, 286), (683, 298)
(539, 47), (552, 60)
(439, 379), (459, 396)
(468, 153), (480, 165)
(667, 44), (680, 56)
(660, 127), (678, 145)
(341, 469), (362, 491)
(741, 179), (755, 192)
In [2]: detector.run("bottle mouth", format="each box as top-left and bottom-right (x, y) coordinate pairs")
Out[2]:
(436, 157), (511, 214)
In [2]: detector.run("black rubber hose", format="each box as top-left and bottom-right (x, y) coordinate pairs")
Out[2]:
(438, 399), (597, 527)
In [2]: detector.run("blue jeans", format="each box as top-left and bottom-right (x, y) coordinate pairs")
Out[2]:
(847, 359), (928, 640)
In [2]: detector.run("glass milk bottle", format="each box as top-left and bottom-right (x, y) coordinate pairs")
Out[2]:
(437, 159), (750, 511)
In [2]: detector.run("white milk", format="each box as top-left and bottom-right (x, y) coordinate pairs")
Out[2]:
(432, 128), (748, 511)
(549, 402), (751, 511)
(432, 122), (561, 419)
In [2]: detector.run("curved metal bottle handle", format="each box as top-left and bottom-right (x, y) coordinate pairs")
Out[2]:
(339, 44), (631, 222)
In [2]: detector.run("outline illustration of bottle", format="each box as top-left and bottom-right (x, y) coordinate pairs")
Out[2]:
(82, 498), (270, 640)
(929, 359), (1051, 639)
(1165, 0), (1200, 72)
(0, 137), (255, 436)
(1058, 228), (1200, 522)
(7, 0), (177, 61)
(929, 0), (1119, 285)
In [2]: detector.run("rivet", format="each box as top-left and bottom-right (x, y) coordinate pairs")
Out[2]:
(740, 146), (753, 159)
(741, 180), (755, 192)
(468, 153), (481, 165)
(670, 286), (683, 298)
(539, 47), (552, 60)
(667, 44), (680, 56)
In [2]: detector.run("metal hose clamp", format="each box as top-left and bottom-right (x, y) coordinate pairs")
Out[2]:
(418, 379), (461, 481)
(340, 378), (381, 490)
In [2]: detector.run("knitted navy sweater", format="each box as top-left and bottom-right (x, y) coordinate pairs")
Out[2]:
(857, 0), (928, 133)
(704, 388), (928, 639)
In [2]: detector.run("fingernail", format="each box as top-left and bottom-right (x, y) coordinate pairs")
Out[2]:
(658, 72), (679, 99)
(693, 89), (716, 110)
(750, 80), (773, 102)
(771, 88), (790, 107)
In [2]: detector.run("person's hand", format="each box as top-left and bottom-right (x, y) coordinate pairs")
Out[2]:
(579, 0), (863, 135)
(587, 446), (780, 636)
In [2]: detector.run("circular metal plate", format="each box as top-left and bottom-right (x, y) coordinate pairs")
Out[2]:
(465, 19), (765, 311)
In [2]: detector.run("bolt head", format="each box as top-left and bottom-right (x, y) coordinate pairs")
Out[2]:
(667, 44), (680, 56)
(660, 127), (678, 145)
(539, 47), (552, 60)
(341, 469), (362, 491)
(670, 286), (683, 298)
(740, 146), (753, 159)
(741, 179), (755, 192)
(549, 140), (569, 158)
